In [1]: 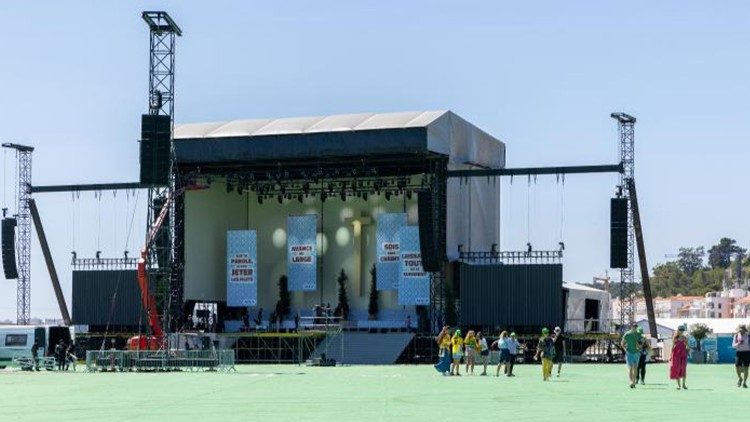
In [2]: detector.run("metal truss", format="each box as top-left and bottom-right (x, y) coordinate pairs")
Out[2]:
(459, 250), (563, 265)
(71, 257), (139, 271)
(428, 158), (448, 334)
(2, 143), (34, 324)
(611, 113), (636, 329)
(142, 11), (182, 333)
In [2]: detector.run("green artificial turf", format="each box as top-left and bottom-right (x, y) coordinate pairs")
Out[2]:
(0, 363), (746, 421)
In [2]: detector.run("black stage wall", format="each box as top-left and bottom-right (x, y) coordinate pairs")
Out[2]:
(72, 270), (145, 329)
(458, 263), (563, 332)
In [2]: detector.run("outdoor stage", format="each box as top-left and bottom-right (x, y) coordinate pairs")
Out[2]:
(1, 364), (741, 421)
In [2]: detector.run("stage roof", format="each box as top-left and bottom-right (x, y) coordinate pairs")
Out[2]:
(174, 110), (505, 169)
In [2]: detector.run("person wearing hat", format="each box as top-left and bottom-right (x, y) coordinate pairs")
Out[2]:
(505, 332), (520, 377)
(732, 324), (749, 388)
(450, 329), (464, 376)
(670, 324), (689, 390)
(534, 327), (556, 381)
(621, 323), (642, 388)
(636, 327), (651, 385)
(552, 326), (566, 377)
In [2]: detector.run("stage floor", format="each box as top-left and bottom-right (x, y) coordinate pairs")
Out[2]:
(1, 363), (744, 421)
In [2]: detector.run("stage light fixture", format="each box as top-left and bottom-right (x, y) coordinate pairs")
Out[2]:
(362, 192), (368, 201)
(340, 190), (346, 201)
(385, 191), (391, 201)
(277, 194), (283, 204)
(297, 194), (303, 203)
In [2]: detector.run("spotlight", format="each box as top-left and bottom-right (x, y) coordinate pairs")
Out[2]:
(340, 189), (346, 201)
(297, 194), (303, 203)
(385, 191), (391, 201)
(277, 194), (283, 204)
(362, 192), (368, 201)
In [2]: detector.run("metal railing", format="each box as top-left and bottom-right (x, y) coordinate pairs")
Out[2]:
(459, 250), (563, 265)
(85, 349), (235, 372)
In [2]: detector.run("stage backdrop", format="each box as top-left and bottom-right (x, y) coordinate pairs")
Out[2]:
(398, 226), (430, 305)
(287, 214), (317, 291)
(376, 213), (407, 290)
(226, 230), (257, 306)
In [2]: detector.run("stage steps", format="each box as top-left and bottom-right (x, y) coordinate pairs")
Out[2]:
(310, 332), (415, 365)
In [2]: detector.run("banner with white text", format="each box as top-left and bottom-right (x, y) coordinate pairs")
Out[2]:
(398, 226), (430, 305)
(376, 213), (407, 290)
(287, 214), (317, 291)
(226, 230), (257, 306)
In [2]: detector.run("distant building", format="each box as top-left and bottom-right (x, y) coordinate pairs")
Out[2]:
(612, 288), (749, 321)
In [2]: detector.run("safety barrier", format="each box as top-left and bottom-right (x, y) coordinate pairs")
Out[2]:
(85, 349), (235, 372)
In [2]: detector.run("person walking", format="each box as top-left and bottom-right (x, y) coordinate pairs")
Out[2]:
(506, 332), (520, 377)
(434, 326), (453, 375)
(553, 326), (566, 377)
(477, 332), (489, 376)
(54, 340), (65, 371)
(534, 328), (556, 381)
(492, 331), (510, 377)
(30, 340), (41, 371)
(732, 325), (750, 388)
(451, 329), (464, 376)
(621, 323), (642, 388)
(66, 342), (77, 371)
(637, 328), (651, 385)
(670, 325), (689, 390)
(464, 330), (479, 375)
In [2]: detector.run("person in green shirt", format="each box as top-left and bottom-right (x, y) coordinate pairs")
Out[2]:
(621, 323), (643, 388)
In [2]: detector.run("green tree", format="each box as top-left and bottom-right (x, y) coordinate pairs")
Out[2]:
(688, 268), (724, 296)
(677, 246), (705, 276)
(689, 323), (711, 351)
(707, 238), (746, 269)
(336, 269), (350, 320)
(275, 275), (291, 318)
(651, 262), (688, 297)
(367, 265), (379, 319)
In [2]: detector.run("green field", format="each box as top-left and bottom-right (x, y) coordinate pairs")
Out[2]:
(0, 363), (745, 421)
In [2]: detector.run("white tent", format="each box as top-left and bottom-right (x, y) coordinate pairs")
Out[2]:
(564, 282), (611, 333)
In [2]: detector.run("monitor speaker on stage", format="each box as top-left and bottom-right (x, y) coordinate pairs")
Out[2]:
(610, 198), (628, 269)
(2, 217), (18, 279)
(417, 190), (441, 272)
(140, 114), (172, 186)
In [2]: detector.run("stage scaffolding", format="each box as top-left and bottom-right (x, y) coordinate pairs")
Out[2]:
(223, 332), (325, 364)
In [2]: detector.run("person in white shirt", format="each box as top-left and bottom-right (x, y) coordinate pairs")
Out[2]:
(505, 332), (520, 377)
(491, 331), (509, 377)
(733, 325), (750, 388)
(477, 332), (489, 376)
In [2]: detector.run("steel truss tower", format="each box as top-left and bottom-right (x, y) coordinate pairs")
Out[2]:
(2, 143), (34, 325)
(611, 113), (636, 329)
(428, 158), (449, 333)
(142, 11), (182, 333)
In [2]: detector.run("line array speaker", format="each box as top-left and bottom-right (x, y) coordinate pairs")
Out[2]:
(417, 190), (441, 272)
(140, 114), (172, 186)
(610, 197), (628, 269)
(2, 217), (18, 279)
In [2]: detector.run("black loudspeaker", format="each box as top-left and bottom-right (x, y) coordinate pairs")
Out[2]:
(417, 190), (441, 272)
(140, 114), (172, 186)
(610, 198), (628, 268)
(2, 217), (18, 279)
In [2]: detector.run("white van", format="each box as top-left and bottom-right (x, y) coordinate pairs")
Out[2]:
(0, 325), (74, 369)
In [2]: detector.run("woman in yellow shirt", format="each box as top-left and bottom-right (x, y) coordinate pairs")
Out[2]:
(451, 329), (464, 376)
(464, 330), (479, 375)
(434, 325), (453, 375)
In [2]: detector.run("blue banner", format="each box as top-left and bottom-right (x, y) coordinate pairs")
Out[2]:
(226, 230), (257, 307)
(376, 213), (407, 290)
(398, 226), (430, 305)
(287, 215), (317, 291)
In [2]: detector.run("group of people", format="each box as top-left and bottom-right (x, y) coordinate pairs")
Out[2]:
(29, 339), (77, 371)
(435, 325), (563, 378)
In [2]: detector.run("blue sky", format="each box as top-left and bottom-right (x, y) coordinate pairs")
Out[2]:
(1, 1), (748, 319)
